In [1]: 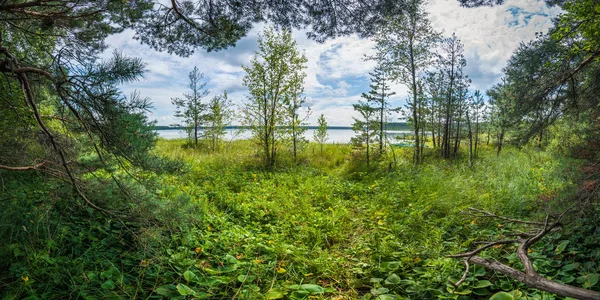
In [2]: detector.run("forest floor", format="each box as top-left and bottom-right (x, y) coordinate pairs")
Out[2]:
(1, 139), (598, 299)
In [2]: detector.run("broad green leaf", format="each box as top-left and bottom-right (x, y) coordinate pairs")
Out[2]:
(265, 289), (285, 299)
(556, 240), (570, 254)
(300, 283), (324, 294)
(380, 261), (401, 271)
(385, 273), (401, 285)
(183, 270), (199, 282)
(155, 284), (179, 297)
(489, 291), (514, 300)
(101, 280), (115, 290)
(237, 274), (256, 282)
(473, 288), (490, 296)
(176, 283), (195, 296)
(371, 287), (389, 295)
(473, 280), (493, 288)
(453, 289), (472, 295)
(375, 294), (397, 300)
(289, 290), (310, 300)
(577, 273), (599, 288)
(562, 262), (580, 271)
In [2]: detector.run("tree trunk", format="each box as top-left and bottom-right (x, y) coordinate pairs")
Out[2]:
(497, 129), (505, 157)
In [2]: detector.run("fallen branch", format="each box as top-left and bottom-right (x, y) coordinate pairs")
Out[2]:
(448, 207), (600, 300)
(0, 161), (45, 171)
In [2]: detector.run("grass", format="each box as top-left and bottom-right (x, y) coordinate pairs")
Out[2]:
(0, 138), (592, 299)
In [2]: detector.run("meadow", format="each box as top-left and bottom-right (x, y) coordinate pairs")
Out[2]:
(1, 139), (597, 299)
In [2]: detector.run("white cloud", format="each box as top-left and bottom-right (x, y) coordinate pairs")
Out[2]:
(104, 0), (560, 126)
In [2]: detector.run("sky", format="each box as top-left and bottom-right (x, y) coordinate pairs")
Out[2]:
(103, 0), (561, 127)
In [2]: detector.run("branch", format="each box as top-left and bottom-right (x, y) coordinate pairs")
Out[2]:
(466, 207), (547, 226)
(469, 256), (600, 300)
(448, 208), (600, 299)
(169, 0), (208, 35)
(0, 161), (45, 171)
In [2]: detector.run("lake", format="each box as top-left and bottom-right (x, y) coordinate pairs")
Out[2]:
(156, 129), (413, 144)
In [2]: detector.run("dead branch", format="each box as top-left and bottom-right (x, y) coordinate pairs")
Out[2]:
(0, 161), (46, 171)
(466, 207), (547, 226)
(448, 207), (600, 300)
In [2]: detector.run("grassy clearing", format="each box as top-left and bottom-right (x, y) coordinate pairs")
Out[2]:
(0, 139), (591, 299)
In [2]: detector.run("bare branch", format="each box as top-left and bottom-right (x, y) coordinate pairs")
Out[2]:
(448, 260), (469, 292)
(0, 161), (45, 171)
(447, 239), (519, 258)
(466, 207), (547, 226)
(469, 256), (600, 300)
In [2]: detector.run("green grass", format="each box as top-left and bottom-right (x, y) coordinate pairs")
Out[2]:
(0, 139), (593, 299)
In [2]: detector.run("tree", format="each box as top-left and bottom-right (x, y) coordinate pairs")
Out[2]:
(171, 66), (210, 147)
(242, 28), (307, 169)
(361, 64), (396, 152)
(371, 0), (439, 164)
(314, 114), (329, 154)
(352, 101), (378, 167)
(284, 72), (310, 162)
(438, 33), (467, 159)
(205, 91), (233, 151)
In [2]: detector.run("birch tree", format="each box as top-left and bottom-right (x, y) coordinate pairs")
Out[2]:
(242, 28), (307, 168)
(371, 0), (439, 164)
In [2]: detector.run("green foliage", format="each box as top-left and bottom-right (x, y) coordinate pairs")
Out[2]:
(171, 66), (210, 146)
(242, 27), (308, 169)
(313, 114), (329, 154)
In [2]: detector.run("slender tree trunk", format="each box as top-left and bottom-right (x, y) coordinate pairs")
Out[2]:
(474, 115), (480, 158)
(380, 97), (384, 152)
(497, 129), (505, 157)
(466, 110), (473, 167)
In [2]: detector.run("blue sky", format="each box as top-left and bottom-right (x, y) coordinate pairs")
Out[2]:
(103, 0), (561, 126)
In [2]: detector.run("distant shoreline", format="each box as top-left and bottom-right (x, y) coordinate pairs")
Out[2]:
(154, 123), (410, 131)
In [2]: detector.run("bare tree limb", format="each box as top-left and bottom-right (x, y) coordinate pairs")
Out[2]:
(448, 207), (600, 299)
(466, 207), (547, 226)
(0, 161), (45, 171)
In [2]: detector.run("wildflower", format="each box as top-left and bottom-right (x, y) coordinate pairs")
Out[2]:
(22, 276), (29, 282)
(194, 247), (202, 254)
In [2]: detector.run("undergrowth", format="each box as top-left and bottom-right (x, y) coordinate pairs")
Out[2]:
(1, 140), (596, 299)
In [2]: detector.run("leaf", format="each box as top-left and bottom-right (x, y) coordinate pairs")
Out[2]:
(453, 289), (472, 295)
(237, 274), (256, 282)
(101, 280), (115, 290)
(489, 291), (514, 300)
(375, 295), (397, 300)
(577, 273), (599, 288)
(300, 284), (324, 294)
(183, 270), (199, 282)
(371, 287), (390, 295)
(289, 290), (310, 300)
(176, 283), (195, 296)
(155, 284), (179, 297)
(384, 273), (401, 285)
(473, 280), (493, 288)
(562, 262), (580, 271)
(556, 240), (570, 254)
(380, 261), (401, 271)
(473, 288), (490, 296)
(265, 289), (285, 299)
(473, 265), (486, 277)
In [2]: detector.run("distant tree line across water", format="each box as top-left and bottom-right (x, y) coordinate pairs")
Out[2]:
(153, 122), (411, 131)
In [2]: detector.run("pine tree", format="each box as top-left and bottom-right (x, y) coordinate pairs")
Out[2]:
(352, 101), (378, 167)
(361, 64), (396, 152)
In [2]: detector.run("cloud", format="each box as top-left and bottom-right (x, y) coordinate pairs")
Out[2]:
(104, 0), (560, 126)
